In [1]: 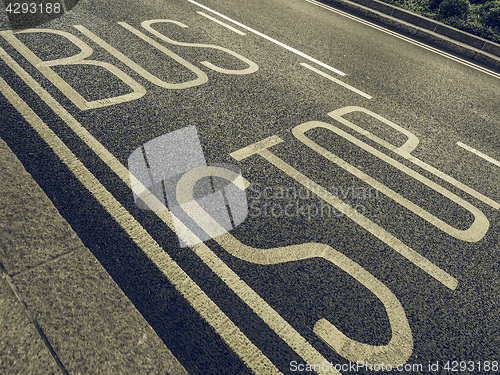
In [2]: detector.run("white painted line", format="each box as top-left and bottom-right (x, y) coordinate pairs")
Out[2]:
(0, 47), (283, 375)
(328, 106), (500, 211)
(197, 11), (246, 35)
(2, 45), (338, 373)
(177, 166), (413, 367)
(72, 25), (208, 89)
(0, 28), (146, 110)
(186, 0), (347, 76)
(457, 142), (500, 167)
(231, 136), (459, 291)
(294, 116), (489, 243)
(305, 0), (500, 80)
(301, 62), (372, 99)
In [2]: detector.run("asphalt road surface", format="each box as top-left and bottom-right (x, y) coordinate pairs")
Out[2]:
(1, 0), (499, 373)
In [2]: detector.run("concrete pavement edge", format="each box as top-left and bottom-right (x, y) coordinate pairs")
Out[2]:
(0, 136), (189, 375)
(323, 0), (500, 71)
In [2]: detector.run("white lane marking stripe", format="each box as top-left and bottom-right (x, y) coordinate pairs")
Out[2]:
(305, 0), (500, 80)
(301, 62), (372, 99)
(186, 0), (347, 76)
(457, 142), (500, 167)
(0, 48), (283, 375)
(197, 12), (246, 35)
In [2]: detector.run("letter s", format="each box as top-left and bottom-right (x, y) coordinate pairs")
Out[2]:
(311, 247), (413, 367)
(141, 19), (259, 75)
(215, 233), (414, 367)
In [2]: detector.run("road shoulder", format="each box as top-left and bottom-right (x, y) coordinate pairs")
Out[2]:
(323, 0), (500, 71)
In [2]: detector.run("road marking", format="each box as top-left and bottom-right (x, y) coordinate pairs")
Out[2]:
(231, 136), (459, 290)
(174, 167), (413, 365)
(0, 46), (282, 375)
(215, 235), (413, 366)
(457, 141), (500, 168)
(328, 107), (500, 210)
(186, 0), (347, 76)
(1, 44), (340, 375)
(178, 166), (413, 366)
(0, 40), (385, 373)
(73, 24), (209, 89)
(300, 62), (372, 99)
(293, 116), (490, 242)
(197, 11), (246, 35)
(305, 0), (500, 80)
(0, 29), (146, 110)
(139, 19), (258, 75)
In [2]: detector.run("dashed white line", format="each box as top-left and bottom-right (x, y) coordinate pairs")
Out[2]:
(301, 62), (372, 99)
(305, 0), (500, 80)
(197, 11), (246, 35)
(457, 141), (500, 167)
(186, 0), (347, 76)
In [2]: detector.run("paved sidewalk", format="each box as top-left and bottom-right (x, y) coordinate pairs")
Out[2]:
(0, 136), (188, 375)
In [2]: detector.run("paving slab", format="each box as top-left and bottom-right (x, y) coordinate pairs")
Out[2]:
(12, 248), (187, 375)
(0, 137), (80, 276)
(0, 136), (188, 374)
(0, 271), (61, 375)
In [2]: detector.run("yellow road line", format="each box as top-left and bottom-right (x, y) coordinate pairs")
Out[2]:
(0, 47), (282, 375)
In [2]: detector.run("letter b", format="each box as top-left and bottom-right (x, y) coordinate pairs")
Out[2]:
(0, 28), (145, 110)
